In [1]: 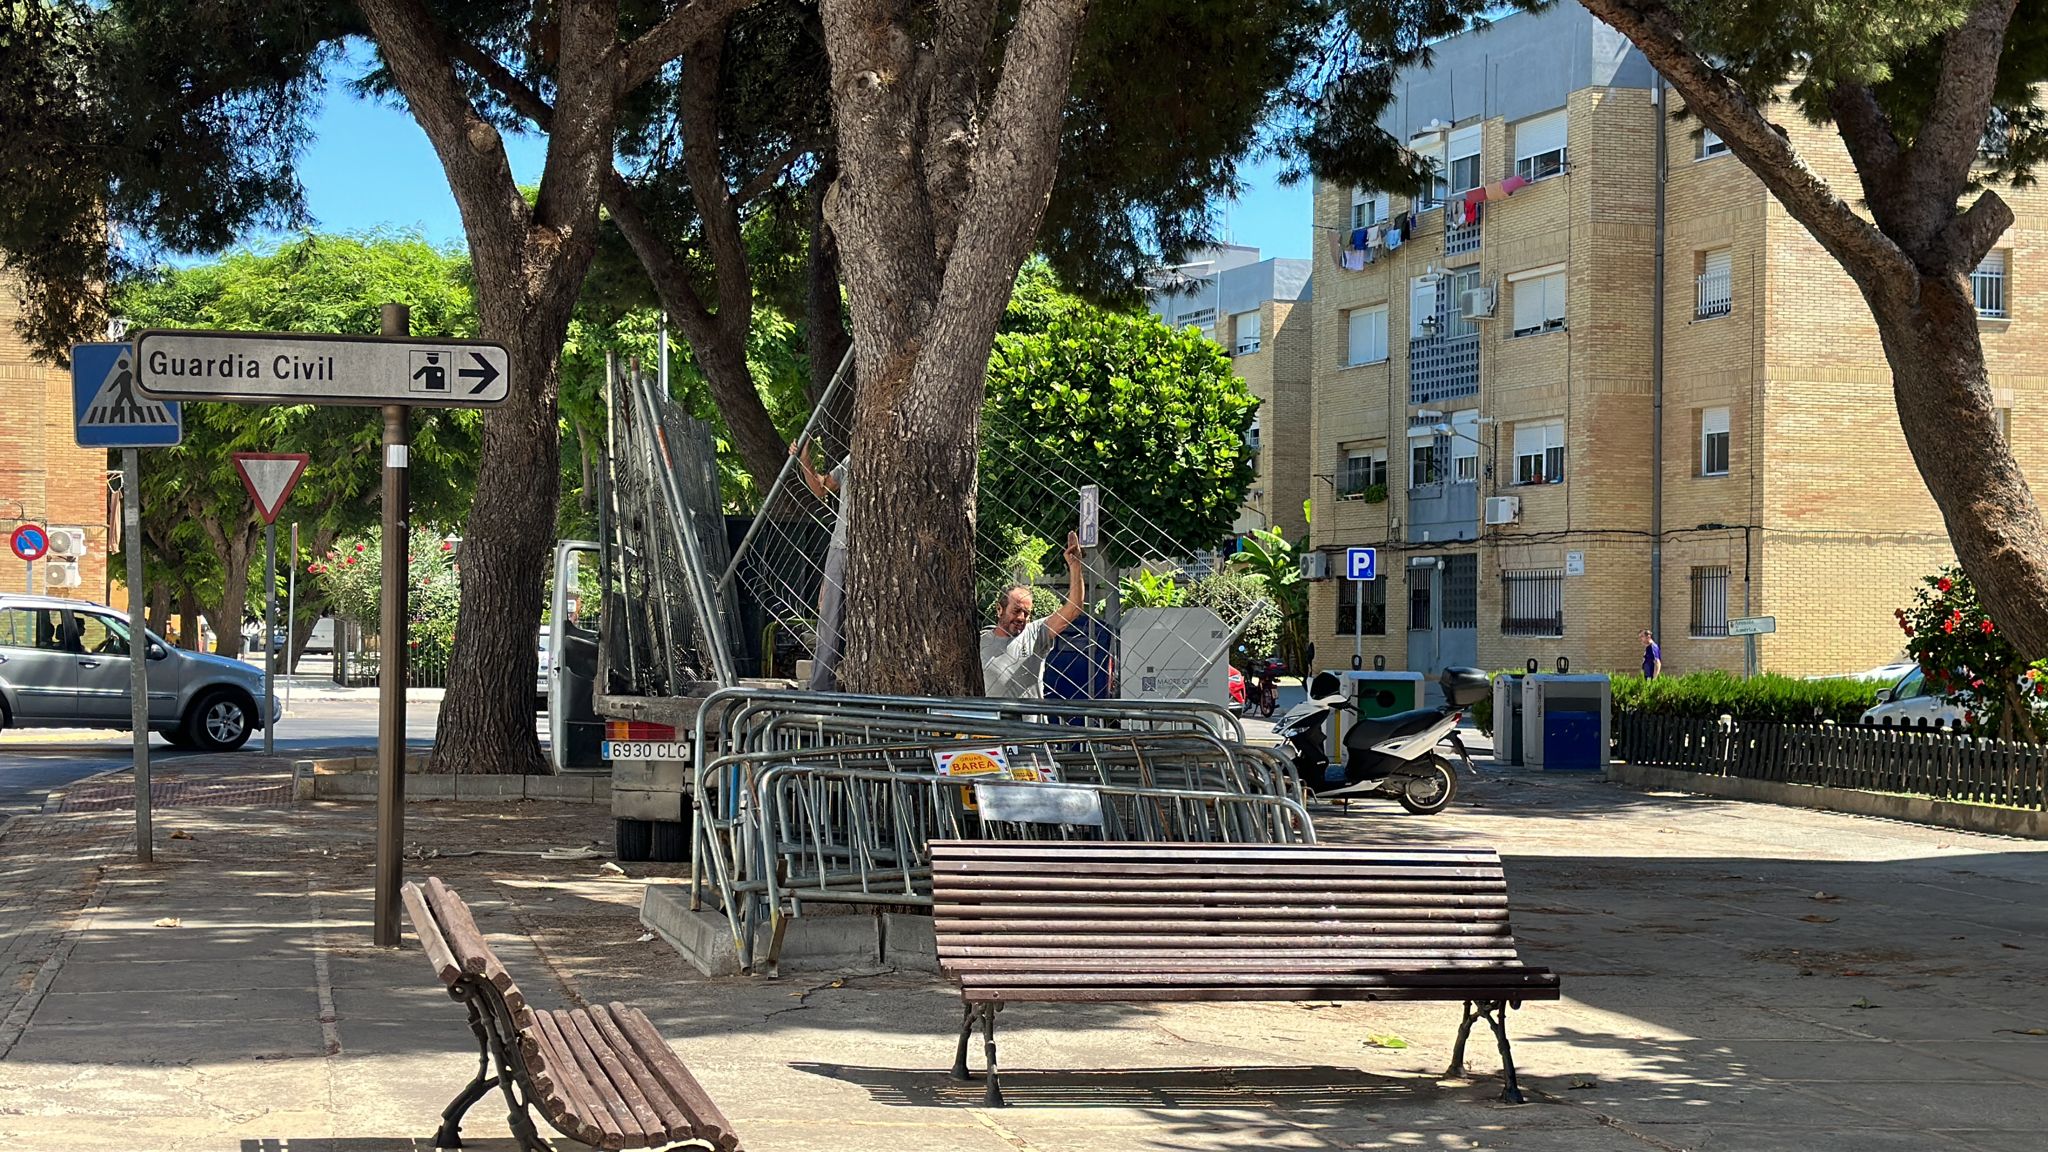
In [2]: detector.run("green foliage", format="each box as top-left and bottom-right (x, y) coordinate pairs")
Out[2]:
(310, 527), (463, 665)
(1229, 528), (1309, 671)
(1897, 565), (2041, 739)
(1119, 568), (1186, 609)
(1612, 671), (1881, 727)
(984, 284), (1258, 562)
(1184, 570), (1280, 666)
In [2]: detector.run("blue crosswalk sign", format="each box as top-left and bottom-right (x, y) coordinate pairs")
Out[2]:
(1346, 547), (1377, 581)
(74, 343), (182, 447)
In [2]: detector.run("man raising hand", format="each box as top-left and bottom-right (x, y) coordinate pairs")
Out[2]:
(980, 532), (1086, 699)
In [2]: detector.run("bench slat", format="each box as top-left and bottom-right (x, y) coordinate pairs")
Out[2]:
(956, 968), (1556, 987)
(941, 946), (1525, 962)
(568, 1008), (664, 1145)
(933, 860), (1505, 881)
(929, 842), (1504, 863)
(550, 1009), (646, 1147)
(611, 1003), (743, 1152)
(586, 1004), (693, 1142)
(938, 931), (1520, 953)
(935, 885), (1512, 905)
(946, 956), (1535, 972)
(529, 1011), (607, 1147)
(937, 914), (1514, 933)
(423, 878), (533, 1026)
(962, 983), (1559, 1004)
(399, 882), (461, 986)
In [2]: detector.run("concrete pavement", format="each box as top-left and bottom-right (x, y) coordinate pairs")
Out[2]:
(3, 756), (2047, 1151)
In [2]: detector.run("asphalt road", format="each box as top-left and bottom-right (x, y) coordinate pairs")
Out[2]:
(0, 692), (457, 816)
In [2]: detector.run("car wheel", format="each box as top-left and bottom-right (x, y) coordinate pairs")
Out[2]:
(184, 688), (254, 753)
(157, 726), (193, 749)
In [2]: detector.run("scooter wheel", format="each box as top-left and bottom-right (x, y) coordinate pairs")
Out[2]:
(1397, 758), (1458, 815)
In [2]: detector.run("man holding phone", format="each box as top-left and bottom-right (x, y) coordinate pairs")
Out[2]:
(981, 532), (1087, 699)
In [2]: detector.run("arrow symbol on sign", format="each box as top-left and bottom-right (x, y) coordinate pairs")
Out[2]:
(459, 352), (500, 395)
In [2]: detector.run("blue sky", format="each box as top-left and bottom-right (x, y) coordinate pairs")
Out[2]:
(267, 46), (1313, 263)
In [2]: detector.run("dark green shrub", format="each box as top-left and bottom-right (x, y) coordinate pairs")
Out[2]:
(1470, 669), (1880, 737)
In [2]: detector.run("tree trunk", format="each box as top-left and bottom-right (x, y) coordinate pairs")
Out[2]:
(207, 523), (259, 660)
(144, 579), (172, 639)
(177, 588), (199, 652)
(1871, 275), (2048, 657)
(430, 343), (560, 775)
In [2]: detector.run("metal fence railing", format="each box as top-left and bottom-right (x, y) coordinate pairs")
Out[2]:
(1617, 714), (2048, 811)
(336, 642), (450, 689)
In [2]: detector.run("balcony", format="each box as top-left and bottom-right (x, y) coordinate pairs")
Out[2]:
(1695, 268), (1732, 320)
(1410, 333), (1479, 406)
(1445, 219), (1481, 256)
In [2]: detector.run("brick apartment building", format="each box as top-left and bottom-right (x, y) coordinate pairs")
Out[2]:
(1, 269), (111, 602)
(1305, 1), (2043, 680)
(1148, 246), (1314, 541)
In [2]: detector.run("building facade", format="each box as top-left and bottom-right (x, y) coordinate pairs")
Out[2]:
(1148, 247), (1314, 541)
(1305, 1), (2045, 681)
(1, 270), (111, 603)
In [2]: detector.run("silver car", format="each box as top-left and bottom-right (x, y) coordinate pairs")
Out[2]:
(0, 595), (278, 751)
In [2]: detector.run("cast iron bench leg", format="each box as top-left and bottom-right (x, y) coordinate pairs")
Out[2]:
(952, 1003), (977, 1080)
(1483, 1001), (1525, 1105)
(1446, 999), (1481, 1078)
(437, 994), (501, 1148)
(982, 1004), (1005, 1108)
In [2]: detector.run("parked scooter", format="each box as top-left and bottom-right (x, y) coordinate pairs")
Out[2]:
(1273, 666), (1488, 814)
(1247, 657), (1285, 718)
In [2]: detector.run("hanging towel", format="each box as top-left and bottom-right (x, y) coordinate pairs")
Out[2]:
(1341, 249), (1367, 272)
(1450, 199), (1466, 227)
(1385, 226), (1403, 252)
(1466, 199), (1483, 226)
(1366, 224), (1384, 249)
(1350, 227), (1369, 250)
(1483, 180), (1507, 201)
(1500, 174), (1528, 197)
(1329, 229), (1349, 268)
(1466, 186), (1488, 205)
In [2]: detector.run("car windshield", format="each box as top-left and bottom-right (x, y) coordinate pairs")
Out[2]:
(1894, 669), (1924, 698)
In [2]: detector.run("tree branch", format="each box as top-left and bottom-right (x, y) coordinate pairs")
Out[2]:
(931, 0), (1089, 330)
(615, 0), (758, 93)
(1899, 0), (2021, 261)
(449, 40), (555, 129)
(1827, 82), (1903, 213)
(923, 0), (1002, 265)
(738, 144), (809, 204)
(1943, 190), (2016, 271)
(1578, 0), (1912, 286)
(675, 33), (754, 342)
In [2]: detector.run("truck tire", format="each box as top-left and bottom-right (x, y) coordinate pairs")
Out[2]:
(650, 820), (691, 862)
(616, 818), (653, 862)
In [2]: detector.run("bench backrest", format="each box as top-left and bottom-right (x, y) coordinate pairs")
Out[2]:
(401, 877), (533, 1024)
(931, 841), (1527, 968)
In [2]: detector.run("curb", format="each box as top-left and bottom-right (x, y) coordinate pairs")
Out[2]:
(301, 759), (608, 806)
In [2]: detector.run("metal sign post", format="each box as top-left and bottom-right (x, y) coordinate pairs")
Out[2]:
(231, 452), (310, 758)
(376, 304), (411, 949)
(1345, 548), (1377, 668)
(135, 313), (505, 941)
(73, 340), (185, 864)
(286, 522), (298, 712)
(1729, 616), (1776, 680)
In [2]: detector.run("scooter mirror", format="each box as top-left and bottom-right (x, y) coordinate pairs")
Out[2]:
(1309, 671), (1342, 699)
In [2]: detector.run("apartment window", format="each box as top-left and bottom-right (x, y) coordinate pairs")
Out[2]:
(1700, 407), (1730, 476)
(1690, 566), (1730, 638)
(1448, 125), (1482, 196)
(1351, 188), (1391, 230)
(1501, 569), (1565, 637)
(1974, 251), (2008, 319)
(1410, 440), (1443, 488)
(1337, 575), (1388, 635)
(1233, 310), (1261, 355)
(1510, 266), (1567, 337)
(1995, 406), (2012, 442)
(1699, 127), (1728, 159)
(1514, 110), (1568, 182)
(1443, 269), (1482, 341)
(1339, 446), (1387, 497)
(1415, 143), (1448, 211)
(1182, 306), (1217, 341)
(1697, 248), (1733, 319)
(1442, 555), (1478, 629)
(1449, 410), (1479, 483)
(1346, 304), (1389, 366)
(1513, 419), (1565, 485)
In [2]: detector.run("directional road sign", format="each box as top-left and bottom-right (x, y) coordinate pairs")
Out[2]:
(10, 524), (49, 562)
(133, 329), (510, 407)
(232, 453), (311, 524)
(1346, 546), (1377, 582)
(73, 342), (182, 447)
(1728, 615), (1777, 637)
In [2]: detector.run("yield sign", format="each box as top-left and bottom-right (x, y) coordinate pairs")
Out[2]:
(232, 453), (311, 524)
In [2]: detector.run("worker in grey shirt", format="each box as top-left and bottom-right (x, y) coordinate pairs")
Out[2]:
(981, 532), (1086, 699)
(792, 437), (850, 691)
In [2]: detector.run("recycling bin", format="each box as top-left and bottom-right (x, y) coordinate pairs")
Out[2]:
(1520, 673), (1611, 771)
(1492, 673), (1524, 766)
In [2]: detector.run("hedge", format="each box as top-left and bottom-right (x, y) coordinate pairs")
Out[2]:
(1471, 670), (1881, 735)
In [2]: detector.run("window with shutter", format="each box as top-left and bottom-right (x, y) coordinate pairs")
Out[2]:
(1410, 278), (1440, 340)
(1510, 267), (1567, 337)
(1513, 419), (1565, 485)
(1233, 310), (1261, 354)
(1448, 125), (1482, 194)
(1346, 305), (1388, 365)
(1514, 110), (1567, 181)
(1700, 407), (1730, 476)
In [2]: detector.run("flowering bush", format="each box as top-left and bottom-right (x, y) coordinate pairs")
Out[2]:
(311, 528), (462, 665)
(1896, 565), (2041, 740)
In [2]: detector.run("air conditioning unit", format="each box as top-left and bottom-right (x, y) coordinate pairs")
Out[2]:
(43, 560), (81, 589)
(1485, 496), (1521, 525)
(1298, 551), (1329, 581)
(47, 527), (88, 558)
(1460, 285), (1497, 319)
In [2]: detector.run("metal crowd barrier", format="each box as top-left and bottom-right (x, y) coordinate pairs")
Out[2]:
(680, 688), (1308, 973)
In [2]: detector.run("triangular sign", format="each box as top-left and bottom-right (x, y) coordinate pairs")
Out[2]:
(232, 453), (311, 524)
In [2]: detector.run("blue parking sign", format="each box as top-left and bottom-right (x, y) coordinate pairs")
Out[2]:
(1346, 547), (1377, 581)
(74, 343), (182, 448)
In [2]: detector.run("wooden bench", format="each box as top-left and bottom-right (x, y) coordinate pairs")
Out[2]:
(401, 877), (743, 1151)
(932, 841), (1560, 1106)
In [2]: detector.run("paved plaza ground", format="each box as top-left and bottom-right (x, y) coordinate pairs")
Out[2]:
(3, 755), (2047, 1151)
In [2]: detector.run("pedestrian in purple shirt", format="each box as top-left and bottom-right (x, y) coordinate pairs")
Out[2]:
(1640, 629), (1662, 679)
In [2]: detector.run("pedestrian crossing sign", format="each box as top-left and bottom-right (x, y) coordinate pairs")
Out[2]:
(73, 342), (182, 447)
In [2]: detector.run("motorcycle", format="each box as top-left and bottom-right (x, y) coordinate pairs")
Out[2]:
(1247, 657), (1285, 718)
(1273, 666), (1489, 814)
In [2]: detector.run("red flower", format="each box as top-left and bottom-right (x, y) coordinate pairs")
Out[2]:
(1938, 577), (1954, 592)
(441, 540), (453, 552)
(343, 556), (356, 566)
(1972, 679), (1985, 689)
(1981, 619), (1996, 635)
(1943, 618), (1956, 634)
(356, 543), (367, 552)
(1903, 625), (1915, 636)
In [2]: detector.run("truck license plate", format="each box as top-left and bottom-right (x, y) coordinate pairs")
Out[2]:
(601, 741), (688, 761)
